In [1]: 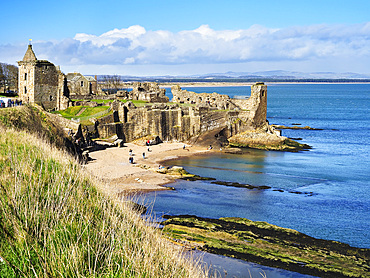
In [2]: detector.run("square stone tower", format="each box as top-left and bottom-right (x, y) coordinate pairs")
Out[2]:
(18, 44), (70, 110)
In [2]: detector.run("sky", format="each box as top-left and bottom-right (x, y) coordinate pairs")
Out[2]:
(1, 0), (370, 76)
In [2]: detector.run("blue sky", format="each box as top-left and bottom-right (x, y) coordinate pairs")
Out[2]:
(1, 0), (370, 76)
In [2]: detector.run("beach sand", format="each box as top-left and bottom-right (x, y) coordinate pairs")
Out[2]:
(83, 142), (210, 196)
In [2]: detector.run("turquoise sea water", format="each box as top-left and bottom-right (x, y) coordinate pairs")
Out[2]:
(142, 84), (370, 251)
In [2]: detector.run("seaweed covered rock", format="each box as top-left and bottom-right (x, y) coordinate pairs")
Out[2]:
(228, 127), (311, 152)
(163, 215), (370, 278)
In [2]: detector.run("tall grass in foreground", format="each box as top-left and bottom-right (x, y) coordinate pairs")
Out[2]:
(0, 127), (209, 277)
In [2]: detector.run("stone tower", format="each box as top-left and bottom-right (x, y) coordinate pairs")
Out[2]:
(18, 44), (70, 110)
(249, 83), (267, 128)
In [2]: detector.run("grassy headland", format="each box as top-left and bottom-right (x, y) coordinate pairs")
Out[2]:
(0, 105), (207, 278)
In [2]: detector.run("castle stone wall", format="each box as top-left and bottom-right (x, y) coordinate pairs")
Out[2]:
(94, 83), (268, 144)
(171, 84), (267, 128)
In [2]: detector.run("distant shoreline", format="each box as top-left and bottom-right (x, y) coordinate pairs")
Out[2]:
(158, 81), (370, 88)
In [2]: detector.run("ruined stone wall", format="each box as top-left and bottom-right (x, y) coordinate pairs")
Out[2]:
(122, 107), (184, 141)
(96, 83), (267, 143)
(18, 62), (36, 104)
(102, 104), (200, 142)
(171, 84), (267, 117)
(171, 85), (234, 110)
(57, 74), (70, 110)
(130, 82), (169, 103)
(33, 61), (60, 110)
(97, 123), (121, 139)
(198, 109), (228, 133)
(97, 113), (115, 125)
(171, 83), (267, 127)
(247, 84), (267, 128)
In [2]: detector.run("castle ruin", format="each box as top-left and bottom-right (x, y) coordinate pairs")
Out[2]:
(18, 44), (70, 110)
(17, 44), (276, 147)
(92, 83), (269, 147)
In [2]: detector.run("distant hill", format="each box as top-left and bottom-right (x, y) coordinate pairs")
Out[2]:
(93, 70), (370, 83)
(197, 70), (370, 80)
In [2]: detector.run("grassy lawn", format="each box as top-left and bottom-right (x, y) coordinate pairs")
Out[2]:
(119, 99), (152, 107)
(91, 99), (114, 104)
(56, 106), (110, 120)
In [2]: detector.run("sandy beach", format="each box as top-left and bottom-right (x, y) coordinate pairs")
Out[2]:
(83, 141), (210, 195)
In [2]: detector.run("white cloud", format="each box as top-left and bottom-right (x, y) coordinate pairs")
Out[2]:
(1, 23), (369, 75)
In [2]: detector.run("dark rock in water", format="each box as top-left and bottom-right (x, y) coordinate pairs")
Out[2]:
(211, 181), (271, 190)
(180, 175), (216, 181)
(289, 190), (304, 194)
(272, 124), (323, 130)
(257, 185), (272, 190)
(127, 202), (147, 214)
(223, 148), (244, 154)
(288, 190), (316, 196)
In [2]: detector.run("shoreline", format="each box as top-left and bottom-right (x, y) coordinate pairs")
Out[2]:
(83, 141), (212, 195)
(83, 141), (370, 277)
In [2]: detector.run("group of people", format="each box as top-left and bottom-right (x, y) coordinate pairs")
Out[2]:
(128, 149), (134, 163)
(0, 98), (22, 108)
(128, 148), (147, 164)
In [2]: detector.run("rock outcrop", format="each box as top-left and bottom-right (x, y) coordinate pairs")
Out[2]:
(228, 124), (311, 151)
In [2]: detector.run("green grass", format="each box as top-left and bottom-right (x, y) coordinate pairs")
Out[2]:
(54, 105), (114, 126)
(117, 99), (151, 107)
(56, 106), (84, 118)
(0, 106), (208, 278)
(57, 106), (110, 119)
(90, 99), (114, 104)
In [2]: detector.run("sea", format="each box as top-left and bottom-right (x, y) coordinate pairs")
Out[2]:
(139, 84), (370, 277)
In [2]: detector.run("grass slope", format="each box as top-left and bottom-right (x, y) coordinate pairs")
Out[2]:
(0, 106), (207, 278)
